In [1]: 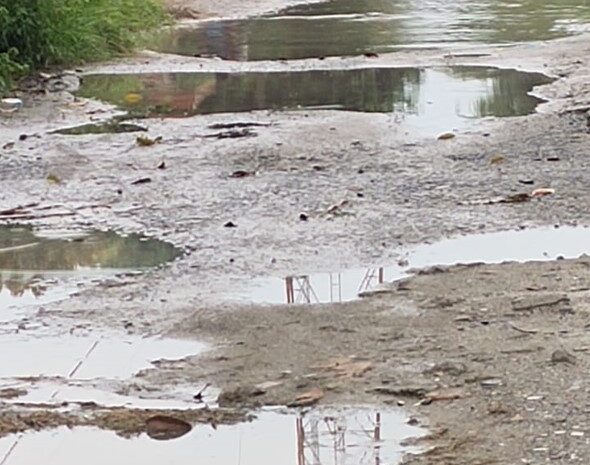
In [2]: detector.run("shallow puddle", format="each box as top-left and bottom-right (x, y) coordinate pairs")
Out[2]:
(150, 0), (590, 61)
(0, 226), (181, 313)
(237, 226), (590, 304)
(78, 67), (551, 133)
(0, 333), (205, 380)
(0, 407), (423, 465)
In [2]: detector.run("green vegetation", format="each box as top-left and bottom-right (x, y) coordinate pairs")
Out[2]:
(0, 0), (168, 91)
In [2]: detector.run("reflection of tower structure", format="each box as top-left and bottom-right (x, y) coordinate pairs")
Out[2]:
(358, 268), (384, 294)
(296, 412), (382, 465)
(285, 276), (319, 304)
(285, 268), (385, 304)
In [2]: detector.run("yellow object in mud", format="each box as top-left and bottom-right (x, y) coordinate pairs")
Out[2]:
(124, 93), (143, 104)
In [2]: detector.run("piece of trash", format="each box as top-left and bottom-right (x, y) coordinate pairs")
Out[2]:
(490, 154), (505, 165)
(124, 93), (143, 104)
(531, 187), (555, 198)
(288, 387), (324, 407)
(145, 415), (192, 441)
(0, 98), (23, 113)
(437, 132), (456, 140)
(46, 173), (62, 184)
(136, 135), (162, 147)
(131, 177), (152, 185)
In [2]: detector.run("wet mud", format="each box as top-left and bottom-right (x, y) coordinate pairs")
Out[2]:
(1, 0), (590, 464)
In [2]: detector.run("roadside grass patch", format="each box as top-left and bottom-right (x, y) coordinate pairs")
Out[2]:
(0, 0), (168, 92)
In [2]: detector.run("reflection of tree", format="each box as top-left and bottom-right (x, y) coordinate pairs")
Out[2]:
(80, 68), (421, 116)
(0, 272), (46, 298)
(0, 226), (181, 271)
(147, 0), (590, 61)
(442, 66), (553, 117)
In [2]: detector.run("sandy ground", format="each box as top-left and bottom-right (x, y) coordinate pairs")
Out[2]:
(1, 0), (590, 463)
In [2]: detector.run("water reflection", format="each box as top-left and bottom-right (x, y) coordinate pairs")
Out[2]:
(78, 67), (552, 133)
(240, 226), (590, 305)
(0, 226), (181, 312)
(151, 0), (590, 61)
(0, 408), (423, 465)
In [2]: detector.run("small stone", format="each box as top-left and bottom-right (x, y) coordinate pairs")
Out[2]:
(1, 98), (23, 112)
(299, 213), (309, 221)
(551, 349), (576, 365)
(224, 221), (237, 228)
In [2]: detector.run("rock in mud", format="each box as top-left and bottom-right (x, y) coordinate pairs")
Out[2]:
(146, 415), (192, 440)
(551, 349), (576, 365)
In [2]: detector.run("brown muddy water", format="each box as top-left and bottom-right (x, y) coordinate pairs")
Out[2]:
(150, 0), (590, 61)
(234, 226), (590, 304)
(77, 67), (552, 135)
(0, 407), (423, 465)
(0, 226), (181, 316)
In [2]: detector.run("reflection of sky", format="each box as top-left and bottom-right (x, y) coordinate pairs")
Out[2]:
(238, 227), (590, 305)
(0, 408), (423, 465)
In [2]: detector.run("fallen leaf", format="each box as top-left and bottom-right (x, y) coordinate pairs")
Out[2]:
(136, 135), (162, 147)
(124, 93), (143, 104)
(46, 173), (62, 184)
(146, 415), (192, 441)
(490, 154), (505, 165)
(289, 387), (324, 407)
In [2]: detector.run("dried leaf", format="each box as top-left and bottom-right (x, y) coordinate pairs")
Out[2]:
(289, 387), (324, 407)
(490, 154), (505, 165)
(136, 135), (162, 147)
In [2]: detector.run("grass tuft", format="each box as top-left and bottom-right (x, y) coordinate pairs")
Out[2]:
(0, 0), (169, 92)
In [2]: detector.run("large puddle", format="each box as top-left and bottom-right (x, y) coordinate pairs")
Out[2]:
(150, 0), (590, 61)
(0, 226), (181, 316)
(78, 66), (551, 133)
(0, 407), (423, 465)
(236, 226), (590, 304)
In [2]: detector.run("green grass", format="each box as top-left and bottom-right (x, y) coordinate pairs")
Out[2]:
(0, 0), (169, 92)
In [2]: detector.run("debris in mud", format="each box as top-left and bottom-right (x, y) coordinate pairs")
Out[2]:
(437, 132), (456, 140)
(299, 212), (309, 221)
(459, 187), (554, 205)
(136, 135), (162, 147)
(131, 177), (152, 185)
(217, 385), (266, 407)
(313, 356), (373, 379)
(0, 388), (27, 399)
(204, 128), (257, 139)
(370, 385), (435, 398)
(229, 170), (255, 178)
(224, 221), (237, 228)
(0, 98), (23, 113)
(156, 161), (166, 170)
(490, 154), (505, 164)
(288, 387), (324, 407)
(145, 415), (192, 440)
(423, 388), (464, 403)
(53, 121), (148, 136)
(550, 349), (576, 364)
(46, 173), (62, 185)
(208, 122), (271, 130)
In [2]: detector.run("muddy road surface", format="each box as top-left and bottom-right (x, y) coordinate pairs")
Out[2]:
(1, 0), (590, 463)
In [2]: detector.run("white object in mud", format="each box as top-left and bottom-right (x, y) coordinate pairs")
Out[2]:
(0, 98), (23, 112)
